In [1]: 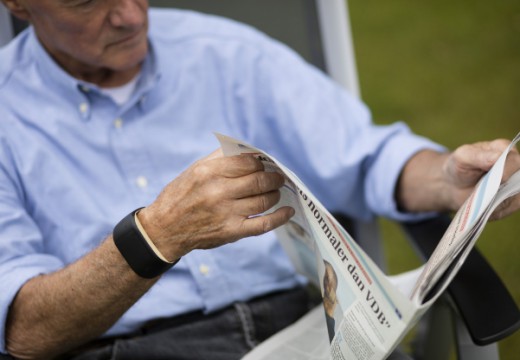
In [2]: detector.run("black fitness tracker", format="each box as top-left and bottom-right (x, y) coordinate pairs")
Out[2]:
(113, 208), (179, 278)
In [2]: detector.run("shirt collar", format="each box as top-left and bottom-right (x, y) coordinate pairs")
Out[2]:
(125, 39), (161, 114)
(28, 27), (89, 119)
(28, 27), (161, 120)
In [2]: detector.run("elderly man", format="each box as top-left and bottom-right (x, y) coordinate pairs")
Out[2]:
(0, 1), (518, 359)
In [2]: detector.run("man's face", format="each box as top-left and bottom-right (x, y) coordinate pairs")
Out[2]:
(11, 0), (149, 81)
(323, 265), (338, 304)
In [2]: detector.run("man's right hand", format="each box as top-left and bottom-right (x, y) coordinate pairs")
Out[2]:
(137, 149), (295, 262)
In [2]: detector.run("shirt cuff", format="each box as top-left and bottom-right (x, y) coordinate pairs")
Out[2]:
(366, 126), (446, 222)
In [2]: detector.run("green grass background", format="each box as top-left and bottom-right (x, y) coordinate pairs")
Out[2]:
(347, 0), (520, 358)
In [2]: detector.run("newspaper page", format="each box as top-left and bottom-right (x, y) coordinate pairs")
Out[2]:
(216, 131), (520, 360)
(410, 132), (520, 305)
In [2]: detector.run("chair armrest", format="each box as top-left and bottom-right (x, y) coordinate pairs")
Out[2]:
(402, 215), (520, 345)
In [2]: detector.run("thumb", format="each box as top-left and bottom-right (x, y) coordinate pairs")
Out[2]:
(451, 139), (511, 174)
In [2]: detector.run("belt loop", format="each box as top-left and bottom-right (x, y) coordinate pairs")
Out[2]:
(233, 302), (258, 349)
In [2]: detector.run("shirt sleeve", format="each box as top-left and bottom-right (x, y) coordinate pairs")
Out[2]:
(362, 123), (446, 221)
(0, 139), (64, 354)
(225, 34), (446, 221)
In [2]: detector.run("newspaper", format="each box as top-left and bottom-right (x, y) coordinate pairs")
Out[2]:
(216, 132), (520, 360)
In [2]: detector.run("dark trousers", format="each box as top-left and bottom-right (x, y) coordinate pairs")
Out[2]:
(0, 287), (412, 360)
(46, 286), (314, 360)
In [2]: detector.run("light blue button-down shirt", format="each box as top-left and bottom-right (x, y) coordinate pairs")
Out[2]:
(0, 8), (442, 351)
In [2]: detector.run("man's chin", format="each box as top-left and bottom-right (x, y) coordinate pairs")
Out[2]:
(106, 49), (147, 74)
(105, 37), (148, 63)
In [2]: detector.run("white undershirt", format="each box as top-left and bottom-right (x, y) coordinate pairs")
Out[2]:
(100, 74), (141, 106)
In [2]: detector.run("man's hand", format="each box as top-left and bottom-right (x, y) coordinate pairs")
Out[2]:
(442, 139), (520, 219)
(137, 149), (295, 261)
(397, 138), (520, 220)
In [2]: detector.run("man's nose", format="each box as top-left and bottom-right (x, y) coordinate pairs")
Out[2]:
(109, 0), (146, 29)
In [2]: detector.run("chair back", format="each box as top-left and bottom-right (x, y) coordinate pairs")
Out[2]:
(0, 3), (14, 47)
(160, 0), (360, 98)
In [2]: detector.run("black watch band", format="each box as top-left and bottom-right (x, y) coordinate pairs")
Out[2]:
(113, 208), (178, 279)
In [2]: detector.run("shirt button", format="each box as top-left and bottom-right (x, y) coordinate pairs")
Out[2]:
(136, 176), (148, 188)
(114, 118), (123, 129)
(79, 102), (89, 113)
(199, 264), (210, 276)
(80, 85), (90, 93)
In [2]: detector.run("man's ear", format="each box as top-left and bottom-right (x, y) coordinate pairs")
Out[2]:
(2, 0), (31, 21)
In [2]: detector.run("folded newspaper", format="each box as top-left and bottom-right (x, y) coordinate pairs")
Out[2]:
(216, 132), (520, 360)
